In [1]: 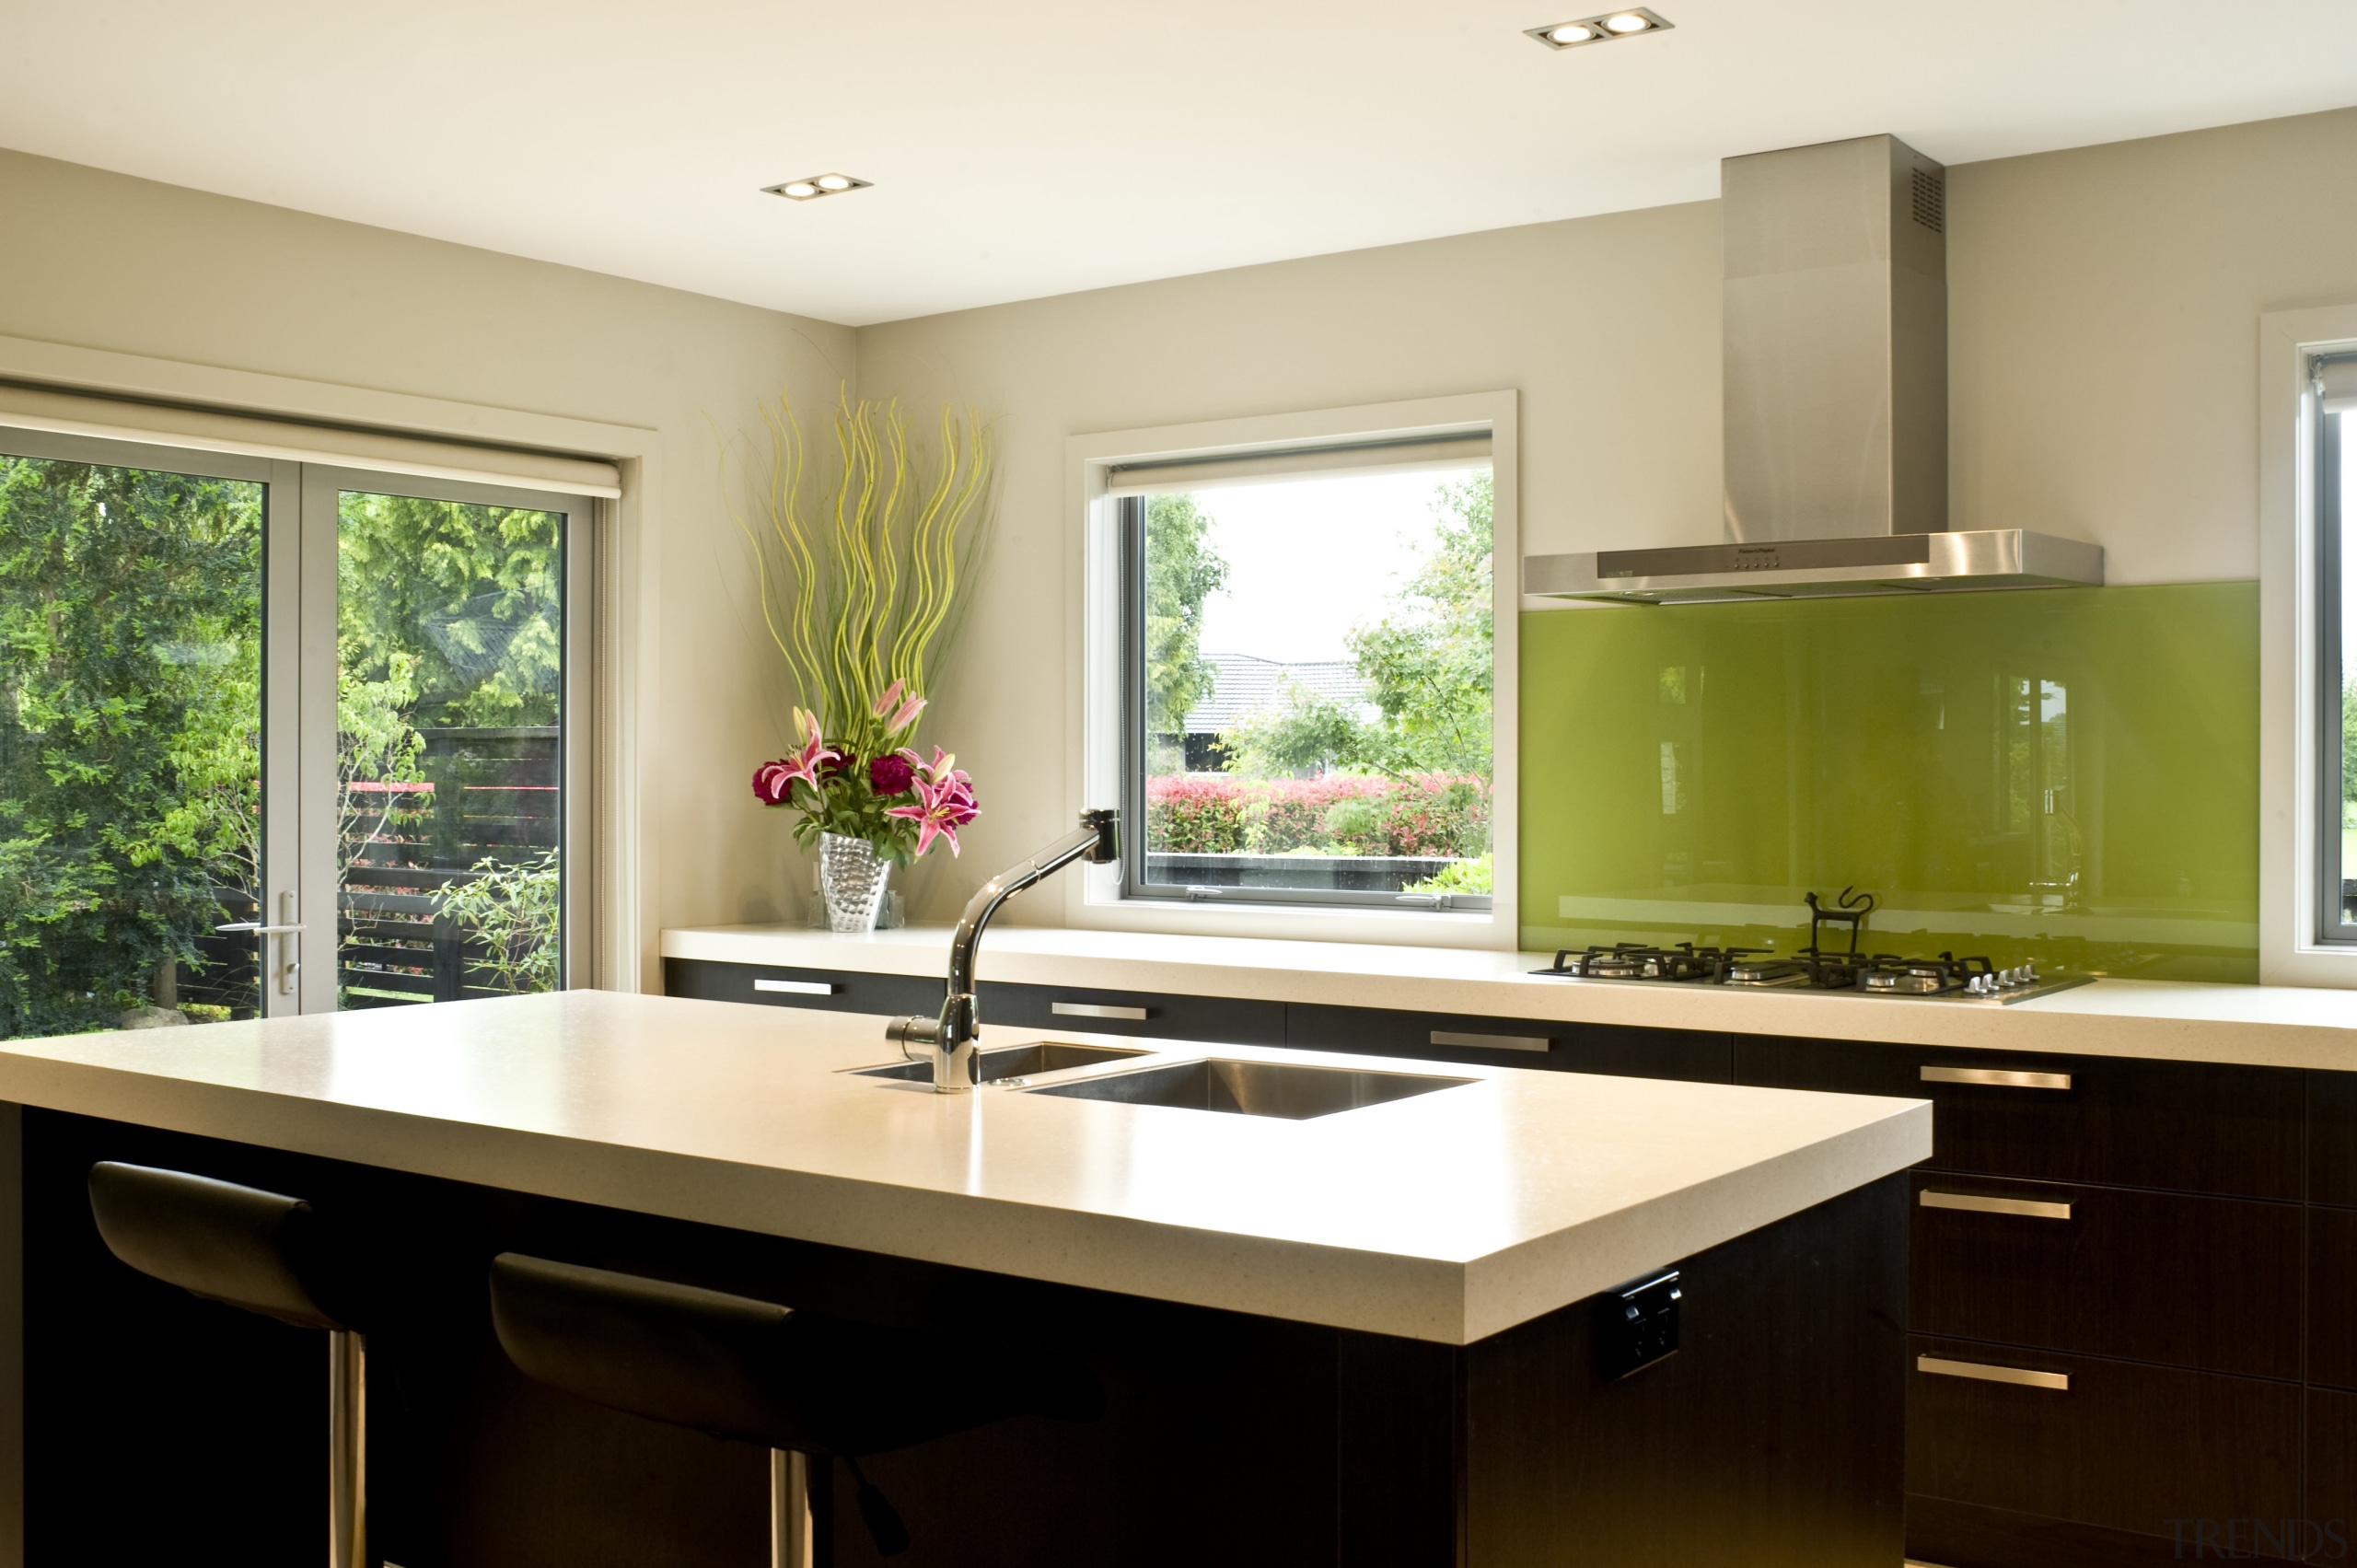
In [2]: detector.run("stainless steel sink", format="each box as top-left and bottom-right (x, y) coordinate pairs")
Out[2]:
(854, 1040), (1151, 1086)
(1025, 1058), (1473, 1120)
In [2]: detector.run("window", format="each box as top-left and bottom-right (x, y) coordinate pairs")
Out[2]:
(0, 427), (597, 1038)
(1108, 429), (1499, 914)
(2316, 354), (2357, 942)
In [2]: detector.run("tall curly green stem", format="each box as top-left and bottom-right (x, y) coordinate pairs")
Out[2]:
(722, 390), (993, 759)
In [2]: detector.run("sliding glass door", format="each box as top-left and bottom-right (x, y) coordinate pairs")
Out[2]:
(0, 428), (593, 1039)
(307, 470), (578, 1011)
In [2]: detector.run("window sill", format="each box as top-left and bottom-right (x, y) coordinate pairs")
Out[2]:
(1070, 879), (1514, 952)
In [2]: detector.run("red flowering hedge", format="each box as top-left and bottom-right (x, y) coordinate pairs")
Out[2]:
(1144, 774), (1488, 858)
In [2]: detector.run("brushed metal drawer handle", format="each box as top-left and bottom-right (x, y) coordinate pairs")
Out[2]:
(1917, 1354), (2069, 1391)
(1921, 1190), (2073, 1221)
(755, 979), (838, 996)
(1430, 1029), (1553, 1053)
(1921, 1065), (2073, 1091)
(1051, 1002), (1154, 1020)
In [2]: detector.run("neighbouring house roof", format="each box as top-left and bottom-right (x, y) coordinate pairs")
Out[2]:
(1179, 654), (1366, 735)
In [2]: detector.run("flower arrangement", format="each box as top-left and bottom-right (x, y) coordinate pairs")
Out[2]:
(729, 391), (993, 924)
(751, 680), (979, 860)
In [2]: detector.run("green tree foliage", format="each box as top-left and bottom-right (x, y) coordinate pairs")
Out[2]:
(337, 493), (562, 726)
(1223, 472), (1493, 781)
(434, 847), (560, 995)
(1144, 494), (1229, 743)
(0, 456), (261, 1036)
(2343, 676), (2357, 824)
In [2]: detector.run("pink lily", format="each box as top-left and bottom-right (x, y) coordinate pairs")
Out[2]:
(886, 763), (980, 857)
(871, 679), (926, 735)
(751, 716), (841, 806)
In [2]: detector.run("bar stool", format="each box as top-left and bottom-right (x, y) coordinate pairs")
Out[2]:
(87, 1161), (373, 1568)
(488, 1252), (1098, 1564)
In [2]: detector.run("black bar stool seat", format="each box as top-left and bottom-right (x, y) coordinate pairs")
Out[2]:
(489, 1252), (1098, 1562)
(87, 1161), (373, 1568)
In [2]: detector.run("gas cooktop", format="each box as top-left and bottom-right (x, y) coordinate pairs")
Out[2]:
(1528, 889), (2095, 1005)
(1530, 943), (2091, 1005)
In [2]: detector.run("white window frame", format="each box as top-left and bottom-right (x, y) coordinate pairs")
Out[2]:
(2259, 305), (2357, 984)
(1063, 390), (1520, 950)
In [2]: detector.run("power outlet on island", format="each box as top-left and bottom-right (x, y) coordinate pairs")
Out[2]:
(1596, 1268), (1682, 1380)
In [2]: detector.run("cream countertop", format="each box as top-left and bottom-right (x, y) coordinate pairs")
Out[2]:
(663, 923), (2357, 1074)
(0, 990), (1926, 1345)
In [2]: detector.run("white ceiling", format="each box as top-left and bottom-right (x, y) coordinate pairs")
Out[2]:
(5, 0), (2356, 327)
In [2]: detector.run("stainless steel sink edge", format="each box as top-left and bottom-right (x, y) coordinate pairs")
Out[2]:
(843, 1037), (1167, 1088)
(1021, 1056), (1481, 1121)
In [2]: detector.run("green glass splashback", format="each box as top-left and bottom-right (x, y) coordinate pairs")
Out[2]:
(1517, 583), (2258, 981)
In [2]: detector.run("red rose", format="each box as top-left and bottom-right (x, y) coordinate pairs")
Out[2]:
(868, 753), (915, 796)
(751, 760), (796, 805)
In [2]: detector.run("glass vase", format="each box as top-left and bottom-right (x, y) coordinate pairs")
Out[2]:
(817, 833), (892, 934)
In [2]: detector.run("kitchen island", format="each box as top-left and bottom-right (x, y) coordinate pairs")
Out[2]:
(665, 925), (2357, 1567)
(0, 990), (1923, 1567)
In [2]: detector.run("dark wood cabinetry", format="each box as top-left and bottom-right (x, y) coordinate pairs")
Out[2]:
(2309, 1389), (2357, 1557)
(2312, 1207), (2357, 1390)
(1734, 1037), (2304, 1198)
(664, 953), (2357, 1568)
(663, 958), (940, 1019)
(23, 1108), (1906, 1568)
(1910, 1172), (2302, 1379)
(1908, 1334), (2302, 1543)
(2313, 1071), (2357, 1209)
(668, 958), (1727, 1081)
(981, 981), (1285, 1045)
(1287, 1002), (1729, 1080)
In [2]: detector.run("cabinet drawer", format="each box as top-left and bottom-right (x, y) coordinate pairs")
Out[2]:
(1734, 1038), (2302, 1199)
(976, 982), (1284, 1046)
(1287, 1005), (1729, 1081)
(1910, 1174), (2300, 1378)
(663, 958), (941, 1017)
(2309, 1207), (2357, 1391)
(2310, 1070), (2357, 1207)
(1906, 1335), (2299, 1539)
(2309, 1388), (2357, 1552)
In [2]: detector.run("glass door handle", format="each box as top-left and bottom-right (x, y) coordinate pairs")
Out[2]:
(215, 893), (305, 997)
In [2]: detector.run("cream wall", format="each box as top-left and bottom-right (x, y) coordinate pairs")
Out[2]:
(858, 103), (2357, 923)
(0, 146), (853, 986)
(855, 200), (1723, 915)
(1949, 104), (2357, 583)
(6, 99), (2356, 943)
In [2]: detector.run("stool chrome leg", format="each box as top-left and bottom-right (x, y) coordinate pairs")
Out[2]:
(330, 1330), (366, 1568)
(771, 1449), (812, 1568)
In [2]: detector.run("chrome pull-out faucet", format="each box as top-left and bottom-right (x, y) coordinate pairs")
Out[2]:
(887, 808), (1120, 1093)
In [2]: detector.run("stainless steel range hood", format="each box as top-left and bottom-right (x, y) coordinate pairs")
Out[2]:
(1524, 134), (2102, 605)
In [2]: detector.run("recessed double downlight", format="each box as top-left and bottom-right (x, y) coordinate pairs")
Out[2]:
(762, 173), (872, 202)
(1527, 7), (1672, 48)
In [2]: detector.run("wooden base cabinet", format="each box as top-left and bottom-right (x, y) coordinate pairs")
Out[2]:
(1737, 1040), (2344, 1567)
(1908, 1337), (2301, 1551)
(20, 1109), (1908, 1568)
(1910, 1172), (2301, 1379)
(668, 960), (2357, 1566)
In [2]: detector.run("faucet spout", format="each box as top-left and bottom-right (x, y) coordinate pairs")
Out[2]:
(888, 808), (1119, 1093)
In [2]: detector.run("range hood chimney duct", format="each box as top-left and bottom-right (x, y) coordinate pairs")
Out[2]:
(1525, 133), (2101, 604)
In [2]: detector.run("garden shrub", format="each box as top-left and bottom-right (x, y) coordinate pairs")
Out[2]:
(1143, 772), (1488, 861)
(1144, 776), (1252, 854)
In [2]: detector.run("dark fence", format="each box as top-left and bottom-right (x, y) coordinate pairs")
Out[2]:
(180, 887), (262, 1018)
(340, 726), (560, 1009)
